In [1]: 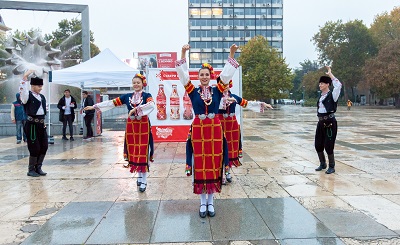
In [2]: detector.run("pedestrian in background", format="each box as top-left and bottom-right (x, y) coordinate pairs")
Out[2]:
(81, 91), (95, 140)
(11, 93), (27, 144)
(347, 99), (353, 110)
(57, 89), (77, 141)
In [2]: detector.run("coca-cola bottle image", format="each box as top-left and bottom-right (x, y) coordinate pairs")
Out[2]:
(183, 91), (193, 120)
(170, 84), (180, 120)
(156, 84), (167, 120)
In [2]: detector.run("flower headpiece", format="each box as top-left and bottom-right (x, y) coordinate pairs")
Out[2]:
(134, 73), (147, 87)
(200, 63), (216, 80)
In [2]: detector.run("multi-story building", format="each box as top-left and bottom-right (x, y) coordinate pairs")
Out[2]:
(188, 0), (283, 68)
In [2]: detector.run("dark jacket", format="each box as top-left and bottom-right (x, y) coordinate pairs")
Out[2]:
(12, 93), (27, 121)
(83, 95), (95, 115)
(57, 95), (78, 122)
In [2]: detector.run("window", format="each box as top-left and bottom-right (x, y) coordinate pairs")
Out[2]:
(223, 8), (234, 15)
(244, 8), (255, 15)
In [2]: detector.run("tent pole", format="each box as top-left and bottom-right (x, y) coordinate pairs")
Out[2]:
(48, 71), (54, 144)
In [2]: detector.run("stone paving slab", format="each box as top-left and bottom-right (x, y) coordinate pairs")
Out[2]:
(314, 209), (398, 239)
(1, 106), (400, 244)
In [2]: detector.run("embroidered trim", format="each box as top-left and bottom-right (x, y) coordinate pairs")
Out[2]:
(185, 81), (195, 94)
(227, 57), (239, 68)
(175, 58), (186, 67)
(240, 99), (248, 107)
(113, 97), (123, 106)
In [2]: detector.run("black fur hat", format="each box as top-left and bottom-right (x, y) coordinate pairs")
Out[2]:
(31, 77), (43, 85)
(319, 76), (332, 85)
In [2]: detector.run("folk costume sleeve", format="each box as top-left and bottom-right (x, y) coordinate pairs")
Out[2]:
(136, 95), (155, 116)
(219, 57), (239, 84)
(19, 79), (30, 104)
(331, 78), (342, 102)
(175, 58), (195, 94)
(246, 101), (266, 112)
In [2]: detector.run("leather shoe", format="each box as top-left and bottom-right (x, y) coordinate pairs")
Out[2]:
(207, 204), (215, 217)
(199, 204), (207, 218)
(315, 163), (327, 171)
(325, 167), (335, 174)
(62, 137), (68, 141)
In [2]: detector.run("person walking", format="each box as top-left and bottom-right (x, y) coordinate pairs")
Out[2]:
(347, 99), (353, 110)
(11, 93), (27, 144)
(19, 70), (48, 177)
(315, 66), (342, 174)
(57, 89), (77, 141)
(84, 74), (155, 192)
(176, 43), (239, 218)
(81, 91), (95, 140)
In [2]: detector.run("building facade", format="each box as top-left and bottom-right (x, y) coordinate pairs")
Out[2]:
(188, 0), (283, 68)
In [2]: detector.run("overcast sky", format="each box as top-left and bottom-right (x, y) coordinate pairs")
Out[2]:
(1, 0), (399, 68)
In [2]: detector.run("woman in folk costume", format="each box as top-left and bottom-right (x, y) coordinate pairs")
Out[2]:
(218, 84), (273, 183)
(84, 74), (155, 192)
(176, 43), (239, 218)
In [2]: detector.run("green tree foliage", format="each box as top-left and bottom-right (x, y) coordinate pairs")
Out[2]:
(292, 59), (319, 100)
(45, 18), (100, 68)
(312, 20), (377, 100)
(238, 35), (293, 101)
(370, 7), (400, 48)
(364, 40), (400, 104)
(301, 67), (326, 98)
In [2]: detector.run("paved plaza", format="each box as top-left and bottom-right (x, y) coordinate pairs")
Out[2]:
(0, 105), (400, 245)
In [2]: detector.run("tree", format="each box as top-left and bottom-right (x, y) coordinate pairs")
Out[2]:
(238, 35), (293, 101)
(292, 59), (319, 100)
(45, 18), (100, 68)
(370, 7), (400, 48)
(312, 20), (377, 100)
(301, 68), (326, 98)
(364, 40), (400, 106)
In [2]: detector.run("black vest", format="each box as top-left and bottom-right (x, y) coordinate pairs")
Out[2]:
(24, 91), (47, 117)
(317, 91), (337, 114)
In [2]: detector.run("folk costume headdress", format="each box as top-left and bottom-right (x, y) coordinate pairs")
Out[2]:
(134, 73), (147, 87)
(200, 63), (216, 80)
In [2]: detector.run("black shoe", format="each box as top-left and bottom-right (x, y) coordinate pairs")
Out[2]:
(207, 204), (215, 217)
(70, 137), (74, 141)
(139, 183), (147, 192)
(315, 163), (327, 171)
(325, 168), (335, 174)
(27, 170), (40, 177)
(199, 204), (207, 218)
(62, 137), (68, 140)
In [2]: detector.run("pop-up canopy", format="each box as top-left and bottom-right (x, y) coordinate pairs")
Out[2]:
(49, 48), (138, 88)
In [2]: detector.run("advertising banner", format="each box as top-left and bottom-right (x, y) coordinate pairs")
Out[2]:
(138, 52), (177, 69)
(147, 67), (242, 142)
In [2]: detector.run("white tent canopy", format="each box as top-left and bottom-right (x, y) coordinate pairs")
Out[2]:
(50, 48), (138, 88)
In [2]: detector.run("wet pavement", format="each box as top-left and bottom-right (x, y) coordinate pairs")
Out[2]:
(1, 105), (400, 245)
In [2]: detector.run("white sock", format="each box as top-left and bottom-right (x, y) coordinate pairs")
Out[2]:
(207, 194), (214, 212)
(140, 172), (147, 188)
(137, 172), (143, 182)
(200, 194), (207, 212)
(226, 167), (231, 179)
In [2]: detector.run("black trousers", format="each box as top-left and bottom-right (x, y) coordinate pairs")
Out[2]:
(62, 114), (74, 137)
(24, 121), (48, 157)
(84, 114), (94, 138)
(314, 118), (337, 155)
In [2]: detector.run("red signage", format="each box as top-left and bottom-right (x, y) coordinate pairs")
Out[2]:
(138, 52), (177, 69)
(155, 70), (222, 81)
